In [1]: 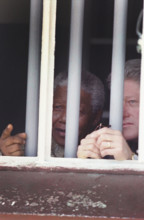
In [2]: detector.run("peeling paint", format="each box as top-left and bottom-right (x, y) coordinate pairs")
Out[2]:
(0, 170), (144, 218)
(47, 196), (59, 204)
(30, 202), (39, 207)
(11, 201), (16, 206)
(66, 192), (107, 209)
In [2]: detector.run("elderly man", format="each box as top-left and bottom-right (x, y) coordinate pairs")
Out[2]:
(77, 59), (140, 160)
(0, 70), (105, 157)
(52, 70), (105, 157)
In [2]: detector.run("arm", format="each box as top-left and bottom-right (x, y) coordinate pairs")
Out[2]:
(0, 124), (26, 156)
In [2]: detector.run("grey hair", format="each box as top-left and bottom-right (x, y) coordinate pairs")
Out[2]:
(107, 59), (141, 87)
(124, 59), (141, 83)
(54, 70), (105, 114)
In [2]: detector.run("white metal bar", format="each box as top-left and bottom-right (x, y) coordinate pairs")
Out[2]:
(138, 5), (144, 162)
(109, 0), (128, 131)
(37, 0), (57, 161)
(25, 0), (42, 156)
(64, 0), (85, 158)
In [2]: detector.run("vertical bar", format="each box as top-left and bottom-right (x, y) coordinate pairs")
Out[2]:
(38, 0), (57, 161)
(138, 4), (144, 162)
(25, 0), (42, 156)
(64, 0), (85, 158)
(109, 0), (128, 131)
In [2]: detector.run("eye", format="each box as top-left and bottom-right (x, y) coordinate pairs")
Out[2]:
(128, 99), (138, 106)
(80, 110), (84, 115)
(80, 108), (86, 116)
(53, 105), (62, 111)
(129, 100), (136, 104)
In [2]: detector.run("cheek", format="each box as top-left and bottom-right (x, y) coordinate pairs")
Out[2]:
(134, 109), (139, 124)
(79, 116), (90, 131)
(52, 112), (60, 125)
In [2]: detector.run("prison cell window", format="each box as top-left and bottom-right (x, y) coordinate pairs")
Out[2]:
(0, 0), (144, 171)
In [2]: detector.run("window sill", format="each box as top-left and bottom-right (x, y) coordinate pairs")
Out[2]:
(0, 156), (144, 174)
(0, 159), (144, 219)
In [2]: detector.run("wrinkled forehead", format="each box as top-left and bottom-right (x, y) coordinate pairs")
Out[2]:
(54, 85), (91, 102)
(124, 79), (140, 96)
(54, 85), (67, 100)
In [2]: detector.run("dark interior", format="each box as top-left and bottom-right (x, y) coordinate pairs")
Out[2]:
(0, 0), (142, 134)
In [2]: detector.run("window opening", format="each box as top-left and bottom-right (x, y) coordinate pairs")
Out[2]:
(0, 0), (29, 156)
(25, 0), (42, 156)
(51, 0), (142, 162)
(54, 0), (128, 158)
(1, 0), (144, 171)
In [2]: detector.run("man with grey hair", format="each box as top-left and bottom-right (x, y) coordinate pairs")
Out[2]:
(52, 70), (105, 157)
(77, 59), (140, 160)
(0, 70), (105, 157)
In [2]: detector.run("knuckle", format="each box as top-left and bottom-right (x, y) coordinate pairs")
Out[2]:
(78, 145), (83, 151)
(80, 138), (85, 145)
(90, 144), (96, 151)
(102, 127), (108, 133)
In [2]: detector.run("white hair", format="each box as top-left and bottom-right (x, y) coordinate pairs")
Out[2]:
(54, 70), (105, 114)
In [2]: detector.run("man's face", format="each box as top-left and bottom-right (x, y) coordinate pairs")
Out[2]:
(123, 79), (140, 141)
(52, 85), (97, 146)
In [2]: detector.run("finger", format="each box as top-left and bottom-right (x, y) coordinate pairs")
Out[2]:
(10, 149), (24, 156)
(99, 141), (113, 151)
(6, 143), (22, 153)
(2, 143), (24, 156)
(96, 128), (123, 147)
(86, 130), (98, 139)
(77, 144), (101, 159)
(16, 133), (27, 140)
(80, 137), (96, 146)
(4, 136), (26, 147)
(1, 124), (13, 140)
(78, 143), (100, 154)
(90, 127), (122, 138)
(96, 134), (113, 147)
(100, 148), (114, 158)
(8, 144), (20, 152)
(77, 149), (101, 159)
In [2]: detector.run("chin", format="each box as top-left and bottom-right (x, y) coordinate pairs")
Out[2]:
(53, 137), (65, 147)
(57, 141), (65, 147)
(123, 133), (138, 141)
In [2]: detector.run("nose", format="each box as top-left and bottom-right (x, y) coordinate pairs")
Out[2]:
(59, 110), (66, 123)
(123, 102), (130, 118)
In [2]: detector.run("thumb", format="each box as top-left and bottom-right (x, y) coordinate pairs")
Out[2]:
(1, 124), (13, 139)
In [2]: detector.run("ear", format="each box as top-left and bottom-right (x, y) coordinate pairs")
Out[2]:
(92, 110), (103, 128)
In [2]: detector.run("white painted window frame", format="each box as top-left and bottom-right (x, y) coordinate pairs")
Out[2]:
(1, 0), (144, 172)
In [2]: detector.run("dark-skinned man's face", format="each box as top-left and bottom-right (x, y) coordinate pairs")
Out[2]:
(52, 85), (99, 146)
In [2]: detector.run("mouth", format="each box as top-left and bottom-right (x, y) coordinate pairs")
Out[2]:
(123, 122), (133, 128)
(55, 128), (66, 137)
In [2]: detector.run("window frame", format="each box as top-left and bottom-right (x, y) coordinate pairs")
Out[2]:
(1, 0), (144, 173)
